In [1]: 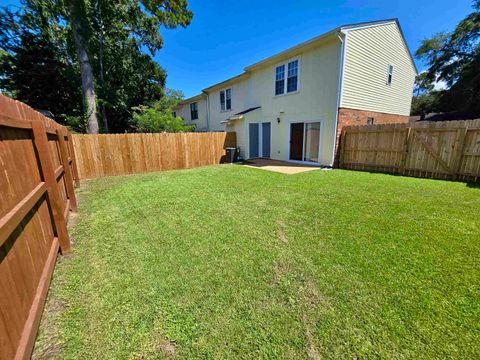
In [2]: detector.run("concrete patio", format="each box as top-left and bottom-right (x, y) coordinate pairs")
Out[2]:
(241, 159), (325, 174)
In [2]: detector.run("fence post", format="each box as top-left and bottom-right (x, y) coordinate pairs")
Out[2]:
(399, 127), (412, 175)
(57, 128), (77, 212)
(338, 130), (347, 168)
(451, 127), (468, 180)
(67, 132), (81, 187)
(31, 121), (71, 252)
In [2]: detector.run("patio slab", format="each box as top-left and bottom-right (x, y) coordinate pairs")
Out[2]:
(241, 159), (325, 174)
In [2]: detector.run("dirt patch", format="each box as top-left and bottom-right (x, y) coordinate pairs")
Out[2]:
(158, 340), (177, 358)
(301, 313), (322, 360)
(276, 228), (288, 244)
(31, 299), (65, 360)
(136, 339), (177, 359)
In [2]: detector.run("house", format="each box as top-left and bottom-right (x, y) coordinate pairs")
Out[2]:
(173, 19), (417, 166)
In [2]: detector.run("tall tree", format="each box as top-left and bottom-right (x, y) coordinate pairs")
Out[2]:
(66, 0), (98, 133)
(416, 0), (480, 116)
(0, 0), (193, 133)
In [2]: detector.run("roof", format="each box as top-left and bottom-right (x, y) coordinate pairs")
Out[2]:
(410, 112), (478, 122)
(220, 106), (261, 124)
(176, 93), (206, 107)
(234, 106), (261, 116)
(183, 18), (417, 100)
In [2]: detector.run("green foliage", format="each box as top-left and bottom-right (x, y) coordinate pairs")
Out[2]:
(0, 0), (193, 132)
(34, 166), (480, 358)
(415, 1), (480, 115)
(130, 89), (194, 133)
(410, 92), (440, 117)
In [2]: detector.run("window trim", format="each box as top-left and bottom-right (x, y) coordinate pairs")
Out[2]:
(273, 57), (301, 97)
(386, 64), (394, 86)
(220, 87), (232, 112)
(190, 102), (198, 120)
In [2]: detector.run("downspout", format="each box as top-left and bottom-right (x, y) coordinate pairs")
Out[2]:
(331, 31), (346, 167)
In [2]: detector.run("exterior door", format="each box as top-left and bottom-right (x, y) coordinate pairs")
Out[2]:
(249, 123), (259, 158)
(262, 122), (271, 158)
(289, 122), (321, 162)
(249, 122), (271, 159)
(289, 123), (304, 160)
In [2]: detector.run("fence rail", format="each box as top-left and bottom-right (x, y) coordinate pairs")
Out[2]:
(72, 132), (236, 179)
(338, 120), (480, 182)
(0, 95), (77, 359)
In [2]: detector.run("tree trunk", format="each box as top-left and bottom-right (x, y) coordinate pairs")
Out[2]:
(67, 0), (99, 134)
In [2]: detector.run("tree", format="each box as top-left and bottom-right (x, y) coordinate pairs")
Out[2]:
(0, 0), (193, 133)
(415, 0), (480, 116)
(66, 0), (98, 133)
(0, 1), (85, 128)
(68, 0), (193, 133)
(130, 88), (194, 133)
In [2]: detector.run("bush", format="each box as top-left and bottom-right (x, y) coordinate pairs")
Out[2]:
(130, 89), (194, 133)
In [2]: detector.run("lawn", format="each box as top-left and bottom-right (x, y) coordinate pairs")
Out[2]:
(33, 165), (480, 359)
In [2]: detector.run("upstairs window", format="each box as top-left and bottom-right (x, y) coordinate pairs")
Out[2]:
(190, 102), (198, 120)
(220, 88), (232, 111)
(287, 60), (298, 92)
(275, 65), (285, 95)
(386, 64), (394, 85)
(275, 59), (299, 96)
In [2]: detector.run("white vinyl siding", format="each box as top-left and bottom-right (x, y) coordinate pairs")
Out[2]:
(341, 22), (416, 115)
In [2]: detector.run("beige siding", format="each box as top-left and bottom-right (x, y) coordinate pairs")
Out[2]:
(341, 22), (416, 116)
(175, 97), (208, 131)
(226, 118), (246, 158)
(207, 78), (251, 132)
(221, 37), (341, 164)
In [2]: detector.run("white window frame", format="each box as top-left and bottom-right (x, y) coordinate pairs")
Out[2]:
(220, 88), (232, 112)
(273, 57), (301, 97)
(386, 64), (394, 86)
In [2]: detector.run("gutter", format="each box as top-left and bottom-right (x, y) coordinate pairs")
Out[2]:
(331, 31), (346, 167)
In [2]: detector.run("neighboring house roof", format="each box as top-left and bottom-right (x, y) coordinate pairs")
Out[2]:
(180, 18), (417, 104)
(220, 106), (261, 124)
(410, 112), (478, 122)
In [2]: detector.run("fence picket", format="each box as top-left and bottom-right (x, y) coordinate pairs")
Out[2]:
(339, 120), (480, 182)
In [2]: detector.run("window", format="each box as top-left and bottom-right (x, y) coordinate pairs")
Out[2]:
(367, 117), (374, 125)
(275, 59), (299, 95)
(287, 60), (298, 92)
(386, 64), (394, 85)
(275, 65), (285, 95)
(190, 102), (198, 120)
(220, 88), (232, 111)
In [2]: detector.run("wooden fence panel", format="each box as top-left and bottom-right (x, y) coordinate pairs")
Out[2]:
(0, 94), (77, 359)
(72, 132), (237, 179)
(338, 120), (480, 182)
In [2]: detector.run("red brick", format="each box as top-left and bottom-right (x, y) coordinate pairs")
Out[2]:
(334, 107), (409, 166)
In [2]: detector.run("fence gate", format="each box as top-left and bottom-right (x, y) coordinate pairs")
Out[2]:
(339, 120), (480, 182)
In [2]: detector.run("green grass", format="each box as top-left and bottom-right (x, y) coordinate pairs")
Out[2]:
(34, 165), (480, 359)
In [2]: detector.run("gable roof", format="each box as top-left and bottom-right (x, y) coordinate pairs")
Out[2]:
(181, 18), (417, 101)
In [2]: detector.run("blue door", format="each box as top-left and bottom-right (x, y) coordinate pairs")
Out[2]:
(262, 122), (271, 158)
(249, 123), (259, 158)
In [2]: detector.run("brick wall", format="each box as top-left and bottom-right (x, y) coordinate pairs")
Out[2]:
(334, 107), (409, 166)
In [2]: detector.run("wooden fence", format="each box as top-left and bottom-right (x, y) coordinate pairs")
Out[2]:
(0, 95), (78, 359)
(72, 132), (237, 179)
(338, 120), (480, 182)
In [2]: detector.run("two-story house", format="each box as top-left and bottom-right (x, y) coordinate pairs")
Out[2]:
(173, 19), (417, 166)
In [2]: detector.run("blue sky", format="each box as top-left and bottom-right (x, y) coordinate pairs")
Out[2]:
(2, 0), (474, 98)
(160, 0), (473, 98)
